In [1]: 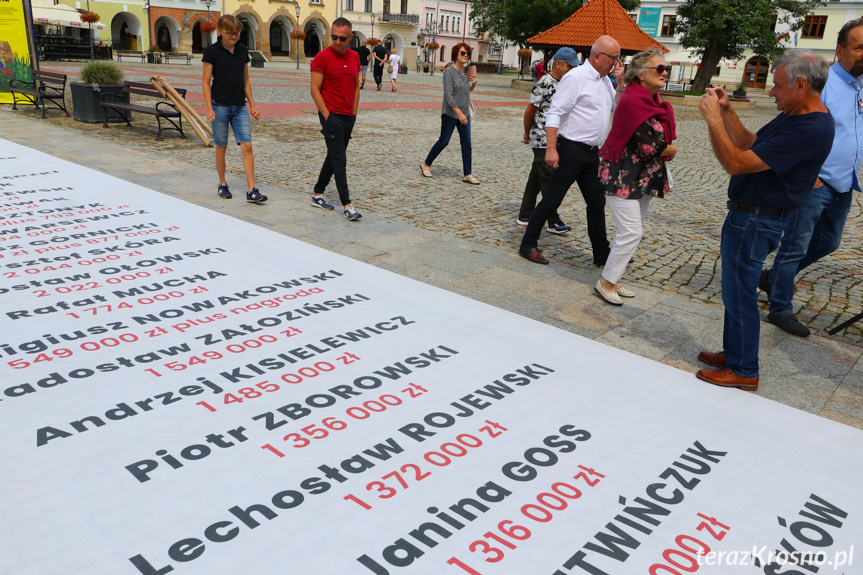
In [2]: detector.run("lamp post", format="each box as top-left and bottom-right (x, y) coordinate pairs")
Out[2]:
(144, 2), (152, 49)
(497, 38), (507, 74)
(370, 12), (375, 42)
(295, 4), (301, 69)
(422, 18), (436, 76)
(204, 0), (213, 47)
(86, 0), (94, 60)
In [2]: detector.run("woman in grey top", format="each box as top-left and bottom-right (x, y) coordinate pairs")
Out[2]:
(420, 43), (480, 184)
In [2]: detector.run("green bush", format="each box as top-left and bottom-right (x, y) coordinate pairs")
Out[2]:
(80, 61), (124, 85)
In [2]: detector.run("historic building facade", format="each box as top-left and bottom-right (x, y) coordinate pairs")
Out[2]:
(632, 0), (863, 88)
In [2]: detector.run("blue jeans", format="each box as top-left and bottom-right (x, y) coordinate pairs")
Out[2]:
(721, 208), (794, 378)
(424, 114), (472, 176)
(767, 182), (853, 314)
(211, 103), (251, 147)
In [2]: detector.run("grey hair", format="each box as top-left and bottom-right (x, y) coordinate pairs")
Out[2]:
(771, 50), (829, 92)
(623, 47), (666, 85)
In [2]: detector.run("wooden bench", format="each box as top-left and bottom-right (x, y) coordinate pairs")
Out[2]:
(9, 70), (70, 118)
(163, 52), (192, 65)
(100, 81), (187, 141)
(116, 49), (146, 63)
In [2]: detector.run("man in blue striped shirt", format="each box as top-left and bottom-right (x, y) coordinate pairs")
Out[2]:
(760, 18), (863, 337)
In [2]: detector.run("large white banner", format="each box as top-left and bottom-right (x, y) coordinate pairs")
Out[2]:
(1, 138), (861, 575)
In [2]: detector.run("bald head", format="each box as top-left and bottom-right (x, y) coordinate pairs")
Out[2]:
(588, 35), (621, 76)
(590, 35), (620, 57)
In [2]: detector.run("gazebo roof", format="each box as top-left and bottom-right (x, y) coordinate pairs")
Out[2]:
(527, 0), (668, 55)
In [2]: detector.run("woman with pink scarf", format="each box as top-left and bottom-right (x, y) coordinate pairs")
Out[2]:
(594, 47), (678, 306)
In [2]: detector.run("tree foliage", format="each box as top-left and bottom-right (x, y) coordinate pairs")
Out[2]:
(471, 0), (641, 47)
(676, 0), (823, 92)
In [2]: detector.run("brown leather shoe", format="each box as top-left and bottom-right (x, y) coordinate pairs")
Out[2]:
(696, 367), (758, 391)
(519, 246), (549, 265)
(697, 350), (727, 367)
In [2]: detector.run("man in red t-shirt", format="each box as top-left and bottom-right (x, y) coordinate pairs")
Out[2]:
(310, 17), (362, 221)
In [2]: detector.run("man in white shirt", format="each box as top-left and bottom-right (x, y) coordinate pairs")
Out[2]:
(518, 35), (624, 266)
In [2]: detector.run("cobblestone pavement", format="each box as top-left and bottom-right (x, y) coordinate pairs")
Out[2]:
(16, 60), (863, 346)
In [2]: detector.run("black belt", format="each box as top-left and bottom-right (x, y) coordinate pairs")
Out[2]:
(572, 140), (598, 152)
(561, 137), (598, 152)
(727, 201), (790, 218)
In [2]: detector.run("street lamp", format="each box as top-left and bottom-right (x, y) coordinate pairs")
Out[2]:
(422, 18), (436, 76)
(295, 4), (301, 69)
(371, 12), (375, 41)
(497, 38), (507, 74)
(86, 0), (94, 60)
(143, 2), (153, 49)
(204, 0), (213, 47)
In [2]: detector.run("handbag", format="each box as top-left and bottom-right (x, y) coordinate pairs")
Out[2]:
(387, 64), (394, 74)
(468, 101), (477, 119)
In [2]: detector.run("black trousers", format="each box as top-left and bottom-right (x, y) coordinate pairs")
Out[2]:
(314, 112), (355, 206)
(519, 137), (609, 260)
(373, 65), (384, 87)
(519, 147), (561, 225)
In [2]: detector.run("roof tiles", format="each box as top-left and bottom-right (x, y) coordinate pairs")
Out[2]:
(528, 0), (668, 54)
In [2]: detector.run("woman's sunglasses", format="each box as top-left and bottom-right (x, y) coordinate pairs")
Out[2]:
(649, 65), (673, 74)
(459, 50), (470, 56)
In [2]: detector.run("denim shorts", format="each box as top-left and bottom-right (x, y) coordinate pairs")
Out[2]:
(211, 103), (251, 147)
(360, 65), (368, 74)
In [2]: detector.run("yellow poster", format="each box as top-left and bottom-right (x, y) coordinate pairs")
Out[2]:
(0, 0), (33, 104)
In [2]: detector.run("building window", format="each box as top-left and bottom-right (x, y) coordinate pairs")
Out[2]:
(454, 17), (459, 33)
(401, 0), (407, 14)
(660, 15), (676, 36)
(768, 14), (777, 33)
(629, 13), (637, 22)
(383, 0), (390, 14)
(802, 15), (827, 38)
(365, 0), (372, 12)
(346, 0), (354, 10)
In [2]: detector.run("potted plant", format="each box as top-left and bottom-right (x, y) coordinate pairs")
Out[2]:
(200, 21), (216, 34)
(732, 82), (747, 97)
(147, 45), (162, 64)
(249, 50), (266, 68)
(80, 11), (100, 24)
(290, 30), (307, 41)
(364, 37), (380, 46)
(71, 61), (126, 123)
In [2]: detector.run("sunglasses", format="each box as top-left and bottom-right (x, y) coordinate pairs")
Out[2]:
(331, 34), (351, 42)
(459, 50), (470, 56)
(221, 30), (239, 36)
(649, 65), (673, 74)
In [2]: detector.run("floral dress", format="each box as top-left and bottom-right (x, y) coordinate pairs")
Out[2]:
(599, 117), (670, 199)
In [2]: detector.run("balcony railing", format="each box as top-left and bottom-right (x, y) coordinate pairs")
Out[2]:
(376, 12), (419, 25)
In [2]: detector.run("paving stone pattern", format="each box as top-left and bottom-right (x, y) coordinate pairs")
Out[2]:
(35, 60), (863, 345)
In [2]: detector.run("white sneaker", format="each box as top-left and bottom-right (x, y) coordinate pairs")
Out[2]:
(344, 205), (362, 221)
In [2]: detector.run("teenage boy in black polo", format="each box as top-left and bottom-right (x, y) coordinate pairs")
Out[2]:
(202, 14), (266, 203)
(354, 43), (371, 89)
